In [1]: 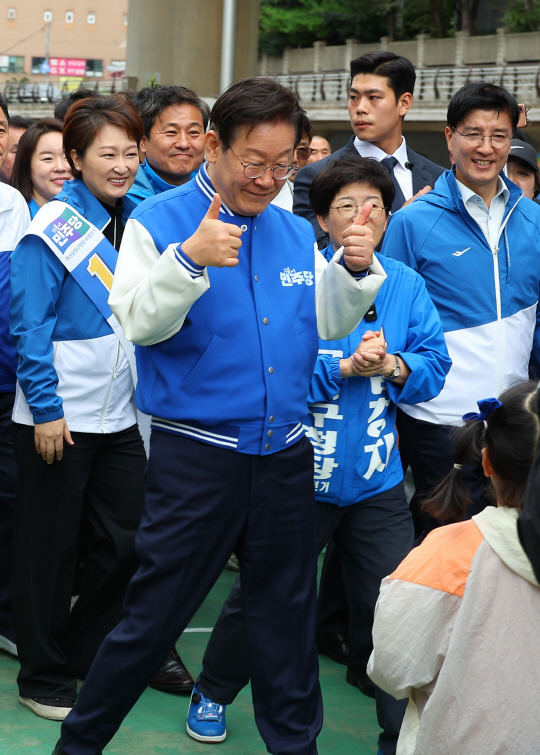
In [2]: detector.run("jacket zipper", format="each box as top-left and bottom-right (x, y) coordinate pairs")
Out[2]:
(99, 339), (121, 432)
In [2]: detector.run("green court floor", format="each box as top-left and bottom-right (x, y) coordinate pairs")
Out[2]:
(0, 561), (379, 754)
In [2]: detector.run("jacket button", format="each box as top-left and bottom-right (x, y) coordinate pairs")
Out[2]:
(263, 317), (269, 325)
(241, 224), (248, 232)
(268, 366), (274, 374)
(269, 416), (274, 423)
(268, 430), (273, 437)
(265, 443), (270, 451)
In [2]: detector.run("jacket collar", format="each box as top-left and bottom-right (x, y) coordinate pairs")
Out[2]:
(52, 178), (138, 230)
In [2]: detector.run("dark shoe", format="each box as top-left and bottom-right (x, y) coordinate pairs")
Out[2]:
(346, 667), (376, 698)
(52, 740), (68, 755)
(149, 648), (194, 695)
(317, 632), (350, 665)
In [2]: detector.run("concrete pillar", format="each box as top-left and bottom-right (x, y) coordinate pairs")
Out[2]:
(496, 27), (506, 66)
(345, 38), (357, 71)
(126, 0), (260, 98)
(282, 47), (290, 75)
(455, 31), (467, 67)
(380, 36), (389, 51)
(313, 41), (325, 73)
(416, 33), (426, 69)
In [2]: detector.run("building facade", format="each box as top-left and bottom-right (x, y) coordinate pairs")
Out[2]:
(0, 1), (127, 88)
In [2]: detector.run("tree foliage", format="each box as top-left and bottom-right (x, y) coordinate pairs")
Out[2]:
(258, 0), (473, 56)
(502, 0), (540, 32)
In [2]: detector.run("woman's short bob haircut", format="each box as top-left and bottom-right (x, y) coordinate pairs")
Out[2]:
(11, 117), (63, 202)
(309, 155), (395, 219)
(209, 77), (305, 152)
(63, 93), (143, 179)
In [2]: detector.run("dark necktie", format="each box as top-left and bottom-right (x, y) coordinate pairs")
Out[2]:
(381, 155), (406, 213)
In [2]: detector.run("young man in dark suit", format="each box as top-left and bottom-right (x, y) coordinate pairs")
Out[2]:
(293, 51), (445, 244)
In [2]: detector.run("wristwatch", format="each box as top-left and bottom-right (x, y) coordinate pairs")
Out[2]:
(386, 354), (401, 380)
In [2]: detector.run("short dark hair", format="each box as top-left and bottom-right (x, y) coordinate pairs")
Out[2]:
(134, 84), (210, 138)
(349, 51), (415, 100)
(11, 117), (64, 202)
(9, 114), (34, 130)
(423, 381), (540, 521)
(299, 111), (313, 145)
(54, 88), (99, 122)
(209, 77), (305, 151)
(447, 82), (521, 130)
(63, 94), (143, 179)
(0, 94), (9, 122)
(309, 156), (394, 218)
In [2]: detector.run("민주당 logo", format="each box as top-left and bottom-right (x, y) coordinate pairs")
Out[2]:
(43, 209), (90, 251)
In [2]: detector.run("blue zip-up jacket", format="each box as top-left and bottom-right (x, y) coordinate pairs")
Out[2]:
(381, 170), (540, 426)
(127, 159), (197, 205)
(10, 179), (138, 431)
(0, 184), (29, 392)
(305, 253), (450, 506)
(109, 164), (385, 455)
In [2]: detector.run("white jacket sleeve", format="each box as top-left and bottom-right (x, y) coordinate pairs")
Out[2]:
(315, 245), (386, 340)
(367, 576), (459, 700)
(109, 218), (210, 346)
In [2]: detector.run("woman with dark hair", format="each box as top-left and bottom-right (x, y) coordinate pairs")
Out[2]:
(368, 381), (540, 753)
(11, 117), (72, 217)
(9, 95), (147, 722)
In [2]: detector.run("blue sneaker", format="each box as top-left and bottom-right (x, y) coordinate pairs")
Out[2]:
(186, 686), (226, 743)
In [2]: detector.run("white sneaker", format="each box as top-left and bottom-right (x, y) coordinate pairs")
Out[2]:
(18, 696), (74, 720)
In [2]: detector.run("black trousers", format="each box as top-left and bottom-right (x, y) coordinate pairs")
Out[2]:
(0, 392), (16, 645)
(196, 483), (414, 755)
(61, 433), (322, 755)
(12, 423), (146, 699)
(396, 408), (491, 538)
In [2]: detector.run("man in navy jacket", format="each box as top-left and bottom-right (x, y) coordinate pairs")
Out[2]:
(293, 51), (444, 245)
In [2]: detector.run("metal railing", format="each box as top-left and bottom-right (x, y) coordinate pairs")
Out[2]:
(273, 65), (540, 107)
(3, 77), (128, 105)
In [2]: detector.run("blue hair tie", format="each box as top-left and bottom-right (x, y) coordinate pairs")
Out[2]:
(462, 397), (502, 424)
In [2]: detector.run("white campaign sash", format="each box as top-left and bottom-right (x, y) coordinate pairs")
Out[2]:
(29, 200), (137, 384)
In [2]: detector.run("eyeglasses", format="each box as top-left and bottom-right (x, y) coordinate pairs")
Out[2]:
(295, 146), (313, 160)
(229, 145), (296, 180)
(452, 129), (511, 148)
(330, 201), (387, 220)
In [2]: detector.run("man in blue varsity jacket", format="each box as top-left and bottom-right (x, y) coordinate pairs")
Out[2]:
(293, 50), (445, 245)
(54, 77), (385, 755)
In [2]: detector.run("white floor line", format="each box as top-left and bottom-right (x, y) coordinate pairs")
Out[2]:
(183, 627), (213, 632)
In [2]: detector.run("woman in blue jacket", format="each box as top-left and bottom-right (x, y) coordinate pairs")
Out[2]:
(11, 117), (72, 218)
(9, 95), (147, 722)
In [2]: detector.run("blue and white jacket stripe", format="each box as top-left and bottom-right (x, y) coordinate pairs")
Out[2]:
(381, 170), (540, 426)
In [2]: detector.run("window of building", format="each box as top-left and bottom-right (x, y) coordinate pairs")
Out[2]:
(7, 8), (16, 20)
(87, 12), (95, 24)
(0, 55), (24, 73)
(31, 56), (46, 74)
(65, 11), (74, 23)
(44, 10), (52, 22)
(85, 59), (103, 77)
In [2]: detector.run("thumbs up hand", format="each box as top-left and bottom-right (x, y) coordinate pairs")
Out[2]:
(181, 194), (243, 268)
(341, 202), (374, 273)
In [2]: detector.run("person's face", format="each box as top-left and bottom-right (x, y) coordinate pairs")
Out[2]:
(0, 110), (9, 169)
(3, 126), (26, 180)
(317, 181), (388, 251)
(347, 73), (412, 153)
(141, 103), (206, 186)
(71, 124), (139, 206)
(445, 109), (513, 201)
(31, 131), (72, 206)
(206, 120), (295, 216)
(307, 136), (331, 164)
(507, 157), (537, 200)
(290, 134), (311, 183)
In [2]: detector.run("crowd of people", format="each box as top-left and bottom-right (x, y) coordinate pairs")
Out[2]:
(0, 49), (539, 755)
